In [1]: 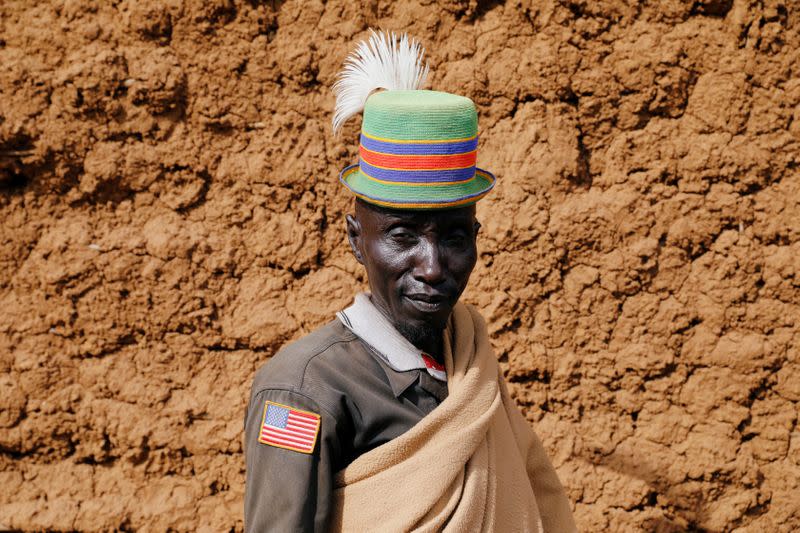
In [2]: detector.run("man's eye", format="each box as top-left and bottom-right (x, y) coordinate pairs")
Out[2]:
(444, 232), (467, 246)
(388, 230), (416, 243)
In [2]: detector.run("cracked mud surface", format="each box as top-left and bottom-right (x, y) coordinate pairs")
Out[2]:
(1, 0), (799, 531)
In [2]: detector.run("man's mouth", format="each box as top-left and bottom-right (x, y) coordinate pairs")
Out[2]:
(404, 293), (448, 314)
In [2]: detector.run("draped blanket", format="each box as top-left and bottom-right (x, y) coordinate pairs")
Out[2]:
(330, 303), (577, 532)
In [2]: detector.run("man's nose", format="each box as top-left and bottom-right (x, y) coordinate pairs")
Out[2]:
(413, 240), (446, 285)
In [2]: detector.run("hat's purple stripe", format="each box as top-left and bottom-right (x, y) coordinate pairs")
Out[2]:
(359, 159), (475, 183)
(360, 134), (478, 155)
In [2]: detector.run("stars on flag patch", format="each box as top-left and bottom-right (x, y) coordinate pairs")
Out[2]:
(258, 400), (321, 454)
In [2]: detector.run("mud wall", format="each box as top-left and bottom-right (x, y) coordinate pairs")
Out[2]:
(1, 0), (798, 531)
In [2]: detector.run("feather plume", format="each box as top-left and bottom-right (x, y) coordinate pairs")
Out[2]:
(332, 30), (429, 135)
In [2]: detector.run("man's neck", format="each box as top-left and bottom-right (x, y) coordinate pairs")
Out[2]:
(395, 322), (444, 363)
(418, 333), (443, 362)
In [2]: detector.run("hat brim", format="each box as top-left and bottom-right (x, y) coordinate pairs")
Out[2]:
(339, 164), (495, 210)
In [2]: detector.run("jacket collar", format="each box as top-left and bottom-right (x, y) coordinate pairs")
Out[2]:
(337, 293), (447, 384)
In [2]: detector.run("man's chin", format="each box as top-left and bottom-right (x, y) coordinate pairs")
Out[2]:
(396, 320), (445, 350)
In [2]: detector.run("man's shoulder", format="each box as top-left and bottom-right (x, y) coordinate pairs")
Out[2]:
(250, 318), (363, 397)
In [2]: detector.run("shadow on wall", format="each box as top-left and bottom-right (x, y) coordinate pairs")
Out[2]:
(588, 444), (767, 532)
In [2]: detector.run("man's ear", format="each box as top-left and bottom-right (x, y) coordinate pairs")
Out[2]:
(346, 214), (365, 264)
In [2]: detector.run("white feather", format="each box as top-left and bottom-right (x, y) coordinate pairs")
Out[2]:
(332, 30), (429, 135)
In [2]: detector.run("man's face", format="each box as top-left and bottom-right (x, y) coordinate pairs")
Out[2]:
(346, 200), (480, 347)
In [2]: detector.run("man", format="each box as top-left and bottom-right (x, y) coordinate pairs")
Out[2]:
(244, 31), (576, 532)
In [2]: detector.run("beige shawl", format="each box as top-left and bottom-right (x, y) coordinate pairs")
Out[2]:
(330, 303), (577, 532)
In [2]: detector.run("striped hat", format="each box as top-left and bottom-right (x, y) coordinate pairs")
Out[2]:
(333, 32), (495, 209)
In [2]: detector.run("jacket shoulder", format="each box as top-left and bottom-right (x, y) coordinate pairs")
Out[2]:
(251, 319), (358, 395)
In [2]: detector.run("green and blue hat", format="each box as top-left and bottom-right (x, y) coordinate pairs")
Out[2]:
(333, 32), (495, 210)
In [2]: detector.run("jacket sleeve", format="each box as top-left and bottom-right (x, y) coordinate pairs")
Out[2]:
(244, 388), (339, 533)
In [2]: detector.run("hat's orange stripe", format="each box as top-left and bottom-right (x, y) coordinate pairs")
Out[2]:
(360, 146), (477, 170)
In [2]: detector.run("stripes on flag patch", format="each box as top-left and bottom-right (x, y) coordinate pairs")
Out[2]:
(258, 400), (321, 454)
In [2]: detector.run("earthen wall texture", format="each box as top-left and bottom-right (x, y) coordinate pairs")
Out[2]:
(1, 0), (798, 531)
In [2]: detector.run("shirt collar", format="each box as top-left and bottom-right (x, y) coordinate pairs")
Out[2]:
(337, 293), (447, 383)
(371, 353), (421, 398)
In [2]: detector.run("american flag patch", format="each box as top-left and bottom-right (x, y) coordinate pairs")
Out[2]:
(258, 401), (321, 454)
